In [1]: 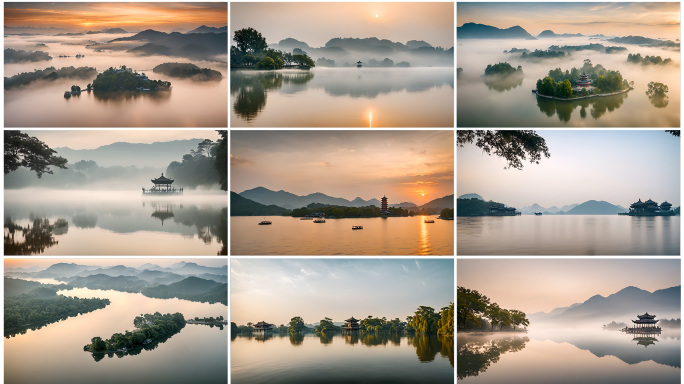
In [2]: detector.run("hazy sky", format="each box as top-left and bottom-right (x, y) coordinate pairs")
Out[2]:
(458, 2), (680, 40)
(24, 129), (221, 149)
(5, 258), (227, 270)
(457, 130), (680, 209)
(231, 130), (454, 206)
(231, 258), (453, 325)
(4, 2), (227, 32)
(231, 2), (454, 48)
(458, 259), (680, 314)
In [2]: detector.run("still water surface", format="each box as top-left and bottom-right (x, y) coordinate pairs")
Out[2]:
(5, 286), (227, 384)
(4, 190), (227, 255)
(457, 38), (680, 127)
(5, 33), (227, 127)
(232, 333), (453, 384)
(231, 67), (454, 127)
(231, 216), (454, 255)
(458, 215), (679, 255)
(458, 329), (680, 383)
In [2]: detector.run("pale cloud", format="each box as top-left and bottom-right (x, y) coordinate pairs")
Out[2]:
(402, 264), (409, 273)
(415, 260), (421, 270)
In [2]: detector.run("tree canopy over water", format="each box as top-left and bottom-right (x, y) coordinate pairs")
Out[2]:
(457, 130), (550, 170)
(457, 286), (529, 331)
(4, 130), (68, 178)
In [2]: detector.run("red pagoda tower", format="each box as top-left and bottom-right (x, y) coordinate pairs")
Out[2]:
(577, 72), (591, 87)
(381, 195), (388, 213)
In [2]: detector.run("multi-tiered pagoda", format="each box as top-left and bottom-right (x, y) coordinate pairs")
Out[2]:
(380, 195), (389, 215)
(572, 72), (595, 92)
(342, 316), (361, 332)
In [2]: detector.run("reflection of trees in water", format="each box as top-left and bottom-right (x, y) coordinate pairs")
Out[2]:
(4, 217), (63, 255)
(90, 331), (179, 362)
(289, 333), (304, 346)
(72, 212), (97, 228)
(147, 203), (226, 254)
(536, 93), (628, 122)
(92, 90), (171, 104)
(231, 71), (314, 121)
(344, 332), (360, 345)
(457, 335), (528, 380)
(318, 332), (334, 345)
(482, 74), (523, 92)
(408, 334), (453, 366)
(648, 95), (669, 108)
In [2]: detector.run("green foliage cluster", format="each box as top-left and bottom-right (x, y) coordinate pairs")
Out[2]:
(4, 66), (97, 89)
(232, 27), (315, 69)
(314, 317), (340, 333)
(141, 277), (227, 305)
(359, 316), (407, 333)
(440, 208), (454, 219)
(4, 48), (52, 63)
(5, 278), (110, 337)
(520, 49), (566, 59)
(483, 62), (522, 76)
(316, 57), (336, 67)
(288, 316), (307, 335)
(5, 131), (68, 178)
(152, 62), (222, 81)
(192, 315), (225, 323)
(646, 81), (669, 98)
(503, 48), (529, 54)
(536, 77), (573, 98)
(456, 198), (494, 216)
(408, 306), (441, 334)
(92, 66), (171, 92)
(548, 43), (626, 54)
(289, 204), (410, 218)
(627, 53), (672, 66)
(166, 134), (224, 189)
(88, 312), (185, 352)
(457, 130), (550, 170)
(457, 286), (529, 331)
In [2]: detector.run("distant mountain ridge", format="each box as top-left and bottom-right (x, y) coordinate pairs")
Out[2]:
(529, 285), (680, 325)
(54, 139), (204, 168)
(458, 22), (536, 39)
(107, 29), (228, 59)
(238, 187), (383, 209)
(537, 30), (584, 38)
(458, 193), (484, 200)
(186, 25), (227, 34)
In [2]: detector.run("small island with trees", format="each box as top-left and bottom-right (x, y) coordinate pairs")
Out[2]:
(482, 62), (524, 92)
(92, 66), (171, 92)
(534, 59), (633, 100)
(152, 62), (222, 81)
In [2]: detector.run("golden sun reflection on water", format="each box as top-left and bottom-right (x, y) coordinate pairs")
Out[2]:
(418, 218), (431, 255)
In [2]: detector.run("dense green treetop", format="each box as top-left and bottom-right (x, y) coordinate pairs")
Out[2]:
(483, 62), (522, 76)
(458, 286), (529, 332)
(233, 27), (268, 54)
(646, 81), (669, 98)
(288, 316), (307, 335)
(152, 62), (222, 81)
(627, 53), (673, 66)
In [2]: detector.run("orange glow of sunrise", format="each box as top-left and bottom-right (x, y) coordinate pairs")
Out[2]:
(5, 3), (227, 32)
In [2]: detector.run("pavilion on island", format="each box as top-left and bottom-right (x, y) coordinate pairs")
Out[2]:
(571, 72), (596, 92)
(342, 317), (361, 332)
(253, 321), (272, 333)
(143, 173), (183, 194)
(622, 313), (661, 334)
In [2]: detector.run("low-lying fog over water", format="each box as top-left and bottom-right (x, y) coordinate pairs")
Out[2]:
(5, 34), (227, 127)
(457, 37), (680, 127)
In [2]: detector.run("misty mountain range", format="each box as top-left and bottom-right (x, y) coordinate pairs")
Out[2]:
(529, 285), (680, 325)
(238, 187), (453, 210)
(5, 25), (226, 36)
(457, 22), (679, 47)
(265, 36), (453, 67)
(457, 193), (634, 215)
(53, 139), (204, 168)
(5, 262), (228, 305)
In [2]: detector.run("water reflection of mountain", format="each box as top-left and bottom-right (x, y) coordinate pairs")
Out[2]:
(457, 333), (528, 380)
(536, 92), (628, 122)
(535, 330), (681, 368)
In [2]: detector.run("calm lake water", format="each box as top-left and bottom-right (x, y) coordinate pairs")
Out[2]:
(231, 67), (454, 127)
(457, 38), (680, 127)
(231, 216), (454, 255)
(458, 329), (680, 383)
(4, 190), (227, 255)
(232, 333), (453, 383)
(5, 285), (228, 384)
(5, 34), (227, 127)
(458, 215), (680, 255)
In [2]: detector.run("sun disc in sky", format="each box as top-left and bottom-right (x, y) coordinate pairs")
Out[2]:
(375, 14), (379, 18)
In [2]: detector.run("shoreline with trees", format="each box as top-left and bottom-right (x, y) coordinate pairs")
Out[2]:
(231, 27), (315, 70)
(457, 287), (530, 332)
(534, 59), (633, 100)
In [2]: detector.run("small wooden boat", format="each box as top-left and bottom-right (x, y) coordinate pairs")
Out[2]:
(64, 91), (71, 98)
(424, 219), (435, 223)
(352, 226), (363, 230)
(534, 212), (542, 216)
(313, 219), (326, 223)
(258, 220), (272, 225)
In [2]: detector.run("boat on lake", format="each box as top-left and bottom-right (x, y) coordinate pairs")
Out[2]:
(352, 226), (363, 230)
(424, 219), (435, 223)
(313, 219), (326, 223)
(534, 212), (542, 216)
(356, 61), (363, 68)
(64, 91), (71, 98)
(258, 220), (272, 225)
